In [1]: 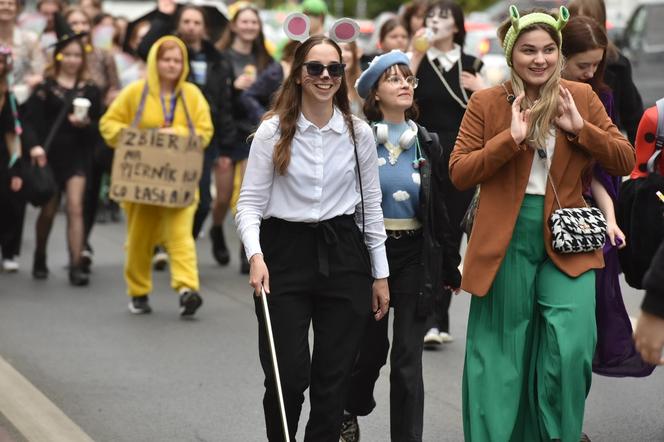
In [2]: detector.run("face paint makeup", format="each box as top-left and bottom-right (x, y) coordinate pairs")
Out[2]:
(425, 7), (457, 43)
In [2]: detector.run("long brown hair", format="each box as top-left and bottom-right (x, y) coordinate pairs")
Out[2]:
(341, 41), (362, 110)
(0, 51), (9, 110)
(216, 5), (272, 73)
(265, 36), (356, 175)
(401, 0), (428, 38)
(363, 64), (419, 122)
(568, 0), (619, 62)
(44, 38), (90, 83)
(498, 13), (564, 149)
(562, 15), (609, 93)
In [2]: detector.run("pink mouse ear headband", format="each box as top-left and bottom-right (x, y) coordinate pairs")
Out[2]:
(283, 12), (360, 43)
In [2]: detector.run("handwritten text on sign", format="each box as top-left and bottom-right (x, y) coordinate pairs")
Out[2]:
(110, 128), (203, 208)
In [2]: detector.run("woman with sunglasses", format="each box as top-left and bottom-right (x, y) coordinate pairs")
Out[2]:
(236, 35), (389, 441)
(340, 50), (461, 442)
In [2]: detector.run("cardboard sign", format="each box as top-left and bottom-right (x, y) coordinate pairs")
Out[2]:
(110, 128), (203, 208)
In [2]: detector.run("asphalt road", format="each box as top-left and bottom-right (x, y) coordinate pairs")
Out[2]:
(1, 207), (664, 441)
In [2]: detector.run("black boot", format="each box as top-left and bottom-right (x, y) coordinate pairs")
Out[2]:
(210, 225), (230, 265)
(69, 265), (90, 286)
(32, 251), (49, 280)
(240, 244), (250, 274)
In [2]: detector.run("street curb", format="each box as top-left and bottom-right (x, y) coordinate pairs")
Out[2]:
(0, 356), (93, 442)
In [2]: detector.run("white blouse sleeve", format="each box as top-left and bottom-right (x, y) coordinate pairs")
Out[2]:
(354, 119), (389, 279)
(235, 118), (278, 260)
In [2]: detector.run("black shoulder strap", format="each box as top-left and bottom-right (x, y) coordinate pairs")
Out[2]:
(655, 97), (664, 151)
(43, 83), (79, 153)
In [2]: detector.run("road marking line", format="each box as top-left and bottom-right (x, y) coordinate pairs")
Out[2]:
(0, 356), (94, 442)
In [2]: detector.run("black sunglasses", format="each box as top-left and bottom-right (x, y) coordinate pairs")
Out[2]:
(303, 62), (346, 78)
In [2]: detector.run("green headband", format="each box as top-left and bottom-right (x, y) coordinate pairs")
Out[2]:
(503, 5), (570, 66)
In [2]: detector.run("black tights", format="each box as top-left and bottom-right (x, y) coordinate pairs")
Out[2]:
(35, 175), (86, 266)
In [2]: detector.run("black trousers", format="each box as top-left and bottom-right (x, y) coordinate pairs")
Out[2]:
(255, 215), (373, 442)
(430, 185), (474, 332)
(0, 175), (26, 259)
(345, 233), (426, 442)
(192, 145), (215, 238)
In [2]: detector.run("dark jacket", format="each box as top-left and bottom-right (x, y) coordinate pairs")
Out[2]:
(240, 60), (284, 126)
(137, 11), (236, 150)
(416, 124), (462, 313)
(605, 52), (644, 145)
(641, 230), (664, 319)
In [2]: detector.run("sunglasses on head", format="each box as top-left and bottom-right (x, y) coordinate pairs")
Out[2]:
(303, 62), (346, 78)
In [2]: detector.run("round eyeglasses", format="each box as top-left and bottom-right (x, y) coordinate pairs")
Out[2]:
(384, 75), (419, 89)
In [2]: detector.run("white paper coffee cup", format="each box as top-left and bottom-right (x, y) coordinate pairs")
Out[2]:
(12, 84), (30, 105)
(73, 97), (92, 120)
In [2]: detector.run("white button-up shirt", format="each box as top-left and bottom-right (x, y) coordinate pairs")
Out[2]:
(235, 108), (389, 279)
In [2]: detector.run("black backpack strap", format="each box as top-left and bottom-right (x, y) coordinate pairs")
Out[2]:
(656, 97), (664, 151)
(42, 83), (79, 152)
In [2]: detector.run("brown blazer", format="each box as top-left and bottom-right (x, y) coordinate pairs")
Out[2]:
(450, 79), (635, 296)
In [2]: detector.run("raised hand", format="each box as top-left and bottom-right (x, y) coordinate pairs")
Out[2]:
(510, 93), (530, 145)
(460, 71), (485, 92)
(555, 86), (584, 135)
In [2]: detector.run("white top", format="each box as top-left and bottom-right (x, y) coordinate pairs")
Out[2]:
(235, 107), (389, 279)
(427, 43), (461, 72)
(525, 130), (556, 195)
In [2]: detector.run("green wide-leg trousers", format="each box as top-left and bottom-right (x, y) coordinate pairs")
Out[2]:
(462, 195), (596, 442)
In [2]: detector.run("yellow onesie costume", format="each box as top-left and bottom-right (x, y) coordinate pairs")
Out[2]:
(100, 36), (213, 300)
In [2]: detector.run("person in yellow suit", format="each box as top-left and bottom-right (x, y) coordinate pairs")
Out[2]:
(100, 36), (213, 317)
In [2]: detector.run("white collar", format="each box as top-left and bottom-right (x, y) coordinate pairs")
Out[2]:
(297, 107), (346, 134)
(427, 44), (461, 72)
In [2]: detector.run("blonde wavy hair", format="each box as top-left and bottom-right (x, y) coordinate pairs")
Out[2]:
(498, 16), (564, 150)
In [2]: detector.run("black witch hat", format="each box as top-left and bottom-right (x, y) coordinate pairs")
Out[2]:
(50, 13), (88, 54)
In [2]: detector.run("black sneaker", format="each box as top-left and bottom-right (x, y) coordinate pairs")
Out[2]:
(69, 266), (90, 287)
(129, 295), (152, 314)
(179, 290), (202, 317)
(210, 225), (230, 265)
(339, 414), (360, 442)
(152, 246), (168, 271)
(32, 251), (49, 280)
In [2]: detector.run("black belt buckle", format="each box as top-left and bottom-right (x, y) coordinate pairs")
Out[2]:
(386, 229), (420, 239)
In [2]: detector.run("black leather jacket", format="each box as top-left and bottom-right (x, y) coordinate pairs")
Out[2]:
(414, 124), (462, 315)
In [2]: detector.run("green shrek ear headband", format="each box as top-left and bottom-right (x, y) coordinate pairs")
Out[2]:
(503, 5), (570, 66)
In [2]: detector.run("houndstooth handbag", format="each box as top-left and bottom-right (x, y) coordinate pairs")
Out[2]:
(550, 206), (607, 253)
(538, 147), (608, 253)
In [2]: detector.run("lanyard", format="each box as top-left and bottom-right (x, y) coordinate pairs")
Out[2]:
(131, 82), (195, 135)
(160, 92), (178, 128)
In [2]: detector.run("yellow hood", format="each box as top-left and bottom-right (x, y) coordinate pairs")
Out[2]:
(146, 36), (190, 96)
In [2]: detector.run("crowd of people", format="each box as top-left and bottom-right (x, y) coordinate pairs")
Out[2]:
(1, 0), (663, 440)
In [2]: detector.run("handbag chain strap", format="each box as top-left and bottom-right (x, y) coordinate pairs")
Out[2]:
(536, 143), (589, 211)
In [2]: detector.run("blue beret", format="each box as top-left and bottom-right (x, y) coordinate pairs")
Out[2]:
(355, 50), (411, 99)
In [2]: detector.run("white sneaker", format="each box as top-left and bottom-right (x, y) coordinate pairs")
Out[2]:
(424, 328), (443, 346)
(2, 258), (19, 273)
(152, 247), (168, 271)
(439, 331), (454, 343)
